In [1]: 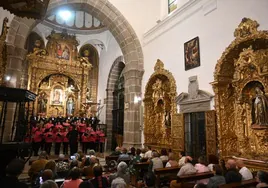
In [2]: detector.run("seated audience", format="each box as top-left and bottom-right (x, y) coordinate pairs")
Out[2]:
(28, 151), (48, 182)
(111, 177), (127, 188)
(79, 181), (94, 188)
(110, 147), (121, 156)
(117, 148), (131, 162)
(178, 151), (186, 167)
(256, 170), (268, 188)
(129, 147), (136, 159)
(82, 157), (95, 179)
(170, 156), (197, 188)
(160, 148), (169, 161)
(88, 150), (96, 158)
(195, 156), (210, 184)
(0, 158), (28, 188)
(109, 161), (130, 185)
(224, 159), (242, 184)
(144, 146), (152, 159)
(149, 151), (163, 172)
(44, 160), (57, 179)
(165, 152), (178, 167)
(140, 148), (146, 158)
(41, 169), (54, 182)
(69, 160), (79, 170)
(61, 167), (83, 188)
(207, 164), (226, 188)
(56, 154), (69, 171)
(90, 165), (109, 188)
(236, 159), (253, 180)
(40, 180), (59, 188)
(207, 155), (219, 172)
(129, 148), (142, 175)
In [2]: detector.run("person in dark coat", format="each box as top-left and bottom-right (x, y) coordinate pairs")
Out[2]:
(0, 158), (28, 188)
(224, 159), (242, 184)
(207, 164), (226, 188)
(68, 124), (79, 155)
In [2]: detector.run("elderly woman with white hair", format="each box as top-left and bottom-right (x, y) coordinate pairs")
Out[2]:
(111, 177), (127, 188)
(109, 161), (130, 185)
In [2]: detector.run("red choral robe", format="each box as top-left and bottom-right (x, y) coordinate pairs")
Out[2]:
(33, 130), (43, 142)
(45, 123), (54, 130)
(79, 123), (86, 133)
(62, 131), (69, 143)
(55, 132), (63, 143)
(81, 132), (89, 143)
(88, 131), (96, 142)
(45, 131), (54, 143)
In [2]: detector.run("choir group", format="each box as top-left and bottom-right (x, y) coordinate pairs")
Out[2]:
(24, 114), (105, 156)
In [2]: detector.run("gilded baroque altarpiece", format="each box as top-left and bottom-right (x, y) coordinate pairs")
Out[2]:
(27, 31), (92, 116)
(212, 18), (268, 170)
(143, 59), (184, 156)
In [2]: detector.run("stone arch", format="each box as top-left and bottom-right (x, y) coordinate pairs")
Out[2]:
(106, 56), (125, 150)
(6, 0), (144, 147)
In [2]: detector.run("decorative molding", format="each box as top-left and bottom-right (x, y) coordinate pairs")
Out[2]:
(143, 0), (217, 46)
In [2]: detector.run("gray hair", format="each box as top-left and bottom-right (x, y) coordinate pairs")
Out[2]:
(58, 154), (65, 161)
(40, 180), (58, 188)
(89, 150), (95, 156)
(111, 177), (126, 188)
(117, 161), (128, 174)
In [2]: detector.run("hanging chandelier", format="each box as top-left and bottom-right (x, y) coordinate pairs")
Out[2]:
(0, 0), (50, 19)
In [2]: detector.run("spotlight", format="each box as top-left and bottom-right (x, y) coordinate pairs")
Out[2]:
(5, 75), (11, 81)
(58, 10), (72, 21)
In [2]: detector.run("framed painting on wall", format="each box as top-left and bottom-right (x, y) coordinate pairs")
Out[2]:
(184, 37), (200, 71)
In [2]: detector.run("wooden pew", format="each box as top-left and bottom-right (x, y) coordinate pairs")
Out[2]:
(130, 162), (150, 186)
(154, 166), (180, 187)
(219, 179), (257, 188)
(177, 171), (214, 188)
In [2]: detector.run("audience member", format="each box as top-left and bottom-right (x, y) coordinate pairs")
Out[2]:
(207, 155), (219, 172)
(236, 159), (253, 180)
(110, 147), (121, 156)
(40, 180), (59, 188)
(111, 177), (127, 188)
(88, 150), (96, 158)
(170, 156), (197, 188)
(41, 169), (54, 182)
(149, 151), (163, 172)
(82, 157), (94, 179)
(0, 158), (28, 188)
(109, 161), (130, 185)
(90, 165), (109, 188)
(56, 154), (69, 177)
(160, 148), (169, 161)
(256, 170), (268, 188)
(140, 148), (146, 158)
(129, 147), (136, 159)
(207, 164), (226, 188)
(28, 151), (48, 182)
(178, 151), (186, 167)
(144, 146), (152, 159)
(118, 148), (131, 162)
(165, 152), (178, 167)
(61, 167), (83, 188)
(44, 160), (57, 179)
(79, 181), (94, 188)
(195, 156), (210, 184)
(224, 159), (242, 184)
(69, 160), (79, 170)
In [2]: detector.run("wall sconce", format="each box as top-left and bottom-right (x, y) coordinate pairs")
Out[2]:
(134, 96), (142, 104)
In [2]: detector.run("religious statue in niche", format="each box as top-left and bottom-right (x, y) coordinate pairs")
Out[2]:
(152, 79), (165, 106)
(66, 97), (74, 115)
(52, 88), (63, 105)
(38, 92), (48, 113)
(164, 111), (171, 127)
(252, 87), (268, 127)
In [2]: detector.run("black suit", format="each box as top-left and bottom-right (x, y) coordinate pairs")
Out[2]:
(68, 129), (78, 155)
(225, 169), (242, 184)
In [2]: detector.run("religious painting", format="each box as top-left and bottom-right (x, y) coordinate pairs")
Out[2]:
(52, 86), (63, 105)
(55, 42), (70, 60)
(184, 37), (200, 71)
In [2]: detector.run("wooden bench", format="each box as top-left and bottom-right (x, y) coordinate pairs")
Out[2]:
(154, 166), (180, 187)
(219, 179), (258, 188)
(130, 162), (150, 186)
(177, 171), (214, 188)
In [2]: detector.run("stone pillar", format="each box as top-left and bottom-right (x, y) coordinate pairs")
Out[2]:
(1, 45), (27, 142)
(123, 69), (144, 148)
(105, 88), (113, 150)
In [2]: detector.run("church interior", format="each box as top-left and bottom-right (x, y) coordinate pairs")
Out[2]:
(0, 0), (267, 187)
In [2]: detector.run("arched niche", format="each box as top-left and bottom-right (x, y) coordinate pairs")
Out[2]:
(25, 32), (45, 53)
(79, 44), (99, 104)
(212, 18), (268, 166)
(144, 59), (178, 151)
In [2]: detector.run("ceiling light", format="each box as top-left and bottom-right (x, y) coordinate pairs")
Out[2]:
(58, 10), (72, 21)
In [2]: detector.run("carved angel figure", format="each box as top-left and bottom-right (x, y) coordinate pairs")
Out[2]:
(252, 87), (268, 125)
